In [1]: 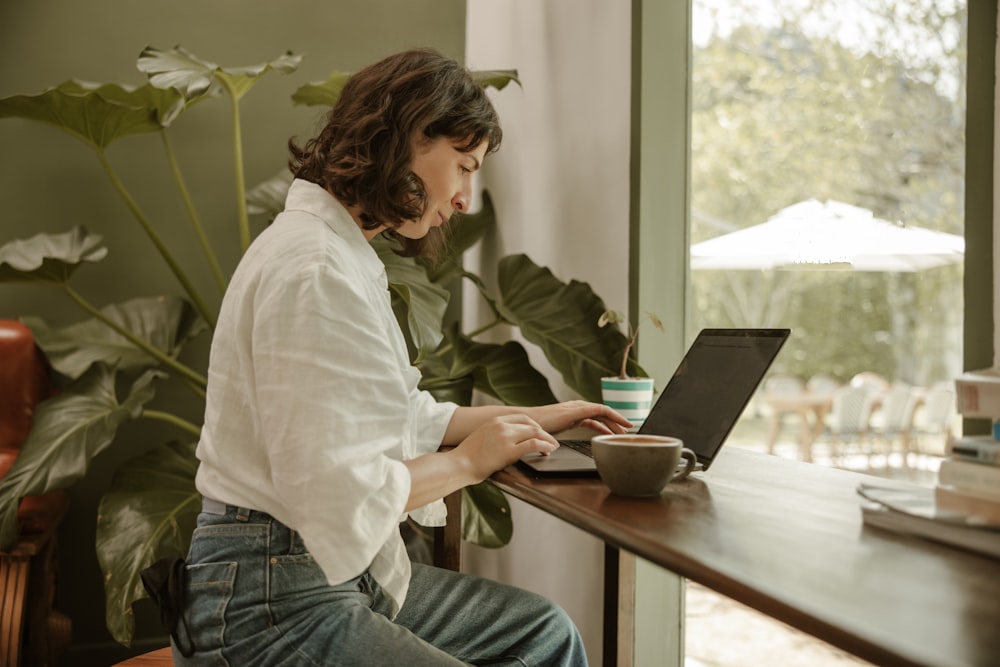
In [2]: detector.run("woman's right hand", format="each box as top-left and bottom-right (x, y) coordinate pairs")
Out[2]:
(405, 414), (558, 511)
(454, 413), (559, 482)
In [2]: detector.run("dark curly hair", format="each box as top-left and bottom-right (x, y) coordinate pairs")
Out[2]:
(289, 48), (502, 259)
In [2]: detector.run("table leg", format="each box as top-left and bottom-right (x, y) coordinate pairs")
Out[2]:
(604, 545), (635, 667)
(798, 411), (813, 463)
(766, 413), (781, 455)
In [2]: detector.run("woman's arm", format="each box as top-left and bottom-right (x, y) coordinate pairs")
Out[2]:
(404, 413), (557, 511)
(440, 401), (632, 446)
(405, 401), (632, 511)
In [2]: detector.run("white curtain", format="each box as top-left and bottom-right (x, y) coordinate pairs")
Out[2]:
(465, 2), (631, 662)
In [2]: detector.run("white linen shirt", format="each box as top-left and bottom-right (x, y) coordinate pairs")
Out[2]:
(195, 179), (458, 615)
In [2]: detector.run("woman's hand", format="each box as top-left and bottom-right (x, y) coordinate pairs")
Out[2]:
(524, 401), (633, 436)
(408, 404), (631, 511)
(454, 413), (560, 482)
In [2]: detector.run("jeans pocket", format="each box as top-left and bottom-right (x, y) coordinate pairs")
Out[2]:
(180, 561), (238, 665)
(267, 552), (326, 604)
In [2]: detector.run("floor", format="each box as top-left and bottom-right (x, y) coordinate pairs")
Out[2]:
(680, 414), (944, 667)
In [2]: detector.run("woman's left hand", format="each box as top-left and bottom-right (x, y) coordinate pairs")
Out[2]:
(525, 401), (632, 436)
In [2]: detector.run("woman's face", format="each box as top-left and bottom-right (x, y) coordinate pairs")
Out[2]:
(394, 136), (489, 240)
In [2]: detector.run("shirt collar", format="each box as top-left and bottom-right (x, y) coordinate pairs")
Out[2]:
(283, 178), (385, 280)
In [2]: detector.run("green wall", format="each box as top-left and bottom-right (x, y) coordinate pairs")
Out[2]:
(0, 2), (466, 663)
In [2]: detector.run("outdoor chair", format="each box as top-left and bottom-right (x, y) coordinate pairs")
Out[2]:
(849, 371), (891, 394)
(820, 384), (878, 465)
(867, 383), (920, 467)
(910, 381), (957, 458)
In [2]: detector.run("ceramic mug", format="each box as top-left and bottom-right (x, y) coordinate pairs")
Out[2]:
(591, 434), (697, 497)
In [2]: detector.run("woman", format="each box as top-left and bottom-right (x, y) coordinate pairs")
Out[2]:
(177, 48), (630, 666)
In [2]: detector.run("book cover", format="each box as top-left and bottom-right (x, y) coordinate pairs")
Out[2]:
(949, 435), (1000, 466)
(934, 484), (1000, 525)
(857, 483), (1000, 560)
(955, 368), (1000, 418)
(938, 458), (1000, 499)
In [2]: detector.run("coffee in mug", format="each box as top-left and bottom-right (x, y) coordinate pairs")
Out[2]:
(591, 434), (697, 497)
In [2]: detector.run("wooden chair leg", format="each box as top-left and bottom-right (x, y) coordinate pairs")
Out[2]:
(433, 491), (463, 571)
(1, 554), (31, 667)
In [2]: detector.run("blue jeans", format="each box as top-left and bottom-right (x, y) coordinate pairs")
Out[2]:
(173, 505), (588, 666)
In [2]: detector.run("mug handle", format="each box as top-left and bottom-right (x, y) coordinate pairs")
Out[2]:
(670, 448), (698, 481)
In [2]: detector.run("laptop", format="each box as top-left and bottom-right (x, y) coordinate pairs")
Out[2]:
(520, 328), (791, 474)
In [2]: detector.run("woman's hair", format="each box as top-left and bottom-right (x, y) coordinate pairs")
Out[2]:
(289, 48), (502, 259)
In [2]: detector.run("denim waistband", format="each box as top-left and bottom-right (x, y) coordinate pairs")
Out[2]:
(202, 496), (228, 515)
(201, 496), (274, 524)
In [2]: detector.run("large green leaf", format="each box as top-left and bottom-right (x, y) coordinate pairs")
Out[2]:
(470, 70), (522, 92)
(461, 482), (512, 548)
(291, 70), (520, 109)
(427, 191), (497, 284)
(375, 238), (450, 361)
(447, 191), (495, 258)
(0, 226), (107, 284)
(418, 369), (475, 406)
(138, 46), (302, 101)
(246, 171), (293, 218)
(496, 254), (630, 402)
(97, 440), (199, 645)
(447, 329), (557, 406)
(291, 71), (351, 107)
(0, 80), (181, 149)
(24, 296), (207, 379)
(0, 364), (161, 550)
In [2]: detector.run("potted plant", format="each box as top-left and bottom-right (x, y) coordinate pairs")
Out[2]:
(0, 46), (633, 645)
(597, 309), (664, 428)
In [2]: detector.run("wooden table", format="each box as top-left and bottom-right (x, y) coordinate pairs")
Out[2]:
(487, 448), (1000, 667)
(760, 392), (833, 461)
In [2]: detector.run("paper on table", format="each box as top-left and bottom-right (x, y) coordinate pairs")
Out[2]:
(857, 483), (1000, 559)
(856, 483), (1000, 528)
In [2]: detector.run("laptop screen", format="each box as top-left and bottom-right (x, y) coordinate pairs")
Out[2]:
(638, 328), (790, 468)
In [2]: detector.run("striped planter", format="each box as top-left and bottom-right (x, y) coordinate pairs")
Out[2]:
(601, 376), (654, 431)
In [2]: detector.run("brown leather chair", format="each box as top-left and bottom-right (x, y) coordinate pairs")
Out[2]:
(0, 320), (71, 667)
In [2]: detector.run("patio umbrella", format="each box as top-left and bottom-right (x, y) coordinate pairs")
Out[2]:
(690, 199), (965, 272)
(687, 199), (965, 381)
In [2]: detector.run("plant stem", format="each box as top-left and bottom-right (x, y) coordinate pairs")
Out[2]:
(219, 78), (251, 253)
(467, 317), (503, 339)
(619, 322), (637, 379)
(161, 131), (228, 293)
(435, 317), (502, 356)
(142, 410), (201, 438)
(96, 151), (217, 329)
(177, 374), (207, 400)
(64, 286), (208, 390)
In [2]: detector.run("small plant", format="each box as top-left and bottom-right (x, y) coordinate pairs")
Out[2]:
(598, 309), (664, 379)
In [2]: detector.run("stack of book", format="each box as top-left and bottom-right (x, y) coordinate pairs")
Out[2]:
(937, 433), (1000, 524)
(857, 368), (1000, 559)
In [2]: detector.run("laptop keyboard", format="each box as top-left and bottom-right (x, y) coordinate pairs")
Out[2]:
(559, 439), (593, 457)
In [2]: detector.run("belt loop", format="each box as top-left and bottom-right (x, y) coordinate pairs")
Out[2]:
(235, 507), (251, 522)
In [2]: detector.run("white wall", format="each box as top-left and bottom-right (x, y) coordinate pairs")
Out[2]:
(465, 2), (632, 663)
